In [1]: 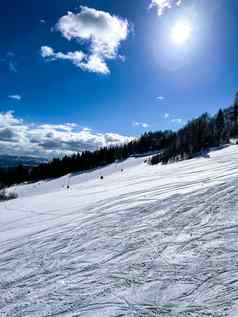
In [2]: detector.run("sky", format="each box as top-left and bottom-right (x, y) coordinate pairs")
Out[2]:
(1, 0), (238, 158)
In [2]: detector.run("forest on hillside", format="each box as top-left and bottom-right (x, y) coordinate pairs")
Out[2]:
(1, 100), (238, 187)
(150, 104), (238, 165)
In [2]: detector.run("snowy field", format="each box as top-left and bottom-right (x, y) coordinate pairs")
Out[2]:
(1, 145), (238, 316)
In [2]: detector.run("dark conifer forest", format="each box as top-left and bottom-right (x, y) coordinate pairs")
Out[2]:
(1, 100), (238, 187)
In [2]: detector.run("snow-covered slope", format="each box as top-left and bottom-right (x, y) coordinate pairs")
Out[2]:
(1, 145), (238, 316)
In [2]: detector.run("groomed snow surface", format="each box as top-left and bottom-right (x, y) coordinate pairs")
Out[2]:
(1, 145), (238, 316)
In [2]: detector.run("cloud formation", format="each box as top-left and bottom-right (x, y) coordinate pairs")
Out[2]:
(41, 6), (129, 74)
(132, 121), (149, 128)
(157, 96), (165, 100)
(0, 111), (133, 158)
(8, 94), (22, 101)
(9, 61), (18, 73)
(164, 113), (185, 125)
(150, 0), (182, 16)
(0, 127), (18, 142)
(171, 118), (185, 124)
(41, 46), (86, 67)
(1, 52), (18, 73)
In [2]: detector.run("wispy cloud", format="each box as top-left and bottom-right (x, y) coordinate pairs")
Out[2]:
(171, 118), (185, 124)
(41, 46), (87, 69)
(157, 96), (165, 100)
(0, 52), (18, 73)
(0, 111), (133, 158)
(9, 61), (17, 73)
(8, 95), (22, 101)
(41, 6), (129, 75)
(4, 52), (18, 73)
(150, 0), (183, 16)
(164, 113), (185, 125)
(132, 121), (149, 128)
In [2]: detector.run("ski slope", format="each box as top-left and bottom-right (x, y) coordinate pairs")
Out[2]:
(1, 145), (238, 316)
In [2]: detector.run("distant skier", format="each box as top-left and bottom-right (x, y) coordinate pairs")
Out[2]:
(201, 148), (210, 158)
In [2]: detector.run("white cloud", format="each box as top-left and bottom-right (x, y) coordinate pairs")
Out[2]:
(0, 111), (133, 158)
(40, 19), (46, 24)
(171, 118), (184, 124)
(41, 46), (85, 68)
(0, 111), (23, 127)
(7, 52), (17, 72)
(150, 0), (183, 16)
(132, 121), (149, 128)
(9, 61), (17, 73)
(163, 112), (185, 125)
(8, 94), (22, 101)
(80, 54), (110, 74)
(56, 7), (128, 58)
(41, 46), (54, 58)
(0, 52), (18, 73)
(41, 6), (129, 74)
(157, 96), (165, 100)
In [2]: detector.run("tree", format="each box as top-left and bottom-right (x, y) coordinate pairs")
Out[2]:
(215, 109), (226, 144)
(231, 103), (238, 137)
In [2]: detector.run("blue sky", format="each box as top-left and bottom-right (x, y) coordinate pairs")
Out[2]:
(1, 0), (238, 157)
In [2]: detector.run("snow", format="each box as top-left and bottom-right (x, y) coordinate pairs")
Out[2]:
(1, 145), (238, 316)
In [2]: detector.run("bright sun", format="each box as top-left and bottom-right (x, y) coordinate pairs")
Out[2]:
(171, 21), (192, 45)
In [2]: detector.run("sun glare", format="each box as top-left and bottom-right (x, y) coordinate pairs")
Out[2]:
(171, 21), (192, 45)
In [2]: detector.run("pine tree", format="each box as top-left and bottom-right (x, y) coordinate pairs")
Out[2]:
(232, 103), (238, 136)
(215, 109), (226, 144)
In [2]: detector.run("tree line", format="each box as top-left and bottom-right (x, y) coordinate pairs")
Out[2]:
(1, 100), (238, 187)
(0, 130), (175, 186)
(150, 102), (238, 165)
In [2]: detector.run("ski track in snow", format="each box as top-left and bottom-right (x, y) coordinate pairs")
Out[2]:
(1, 146), (238, 316)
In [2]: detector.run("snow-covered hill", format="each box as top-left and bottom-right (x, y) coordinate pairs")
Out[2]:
(1, 145), (238, 316)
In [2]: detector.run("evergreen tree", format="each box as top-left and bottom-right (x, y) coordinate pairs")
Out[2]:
(231, 103), (238, 136)
(215, 109), (226, 144)
(2, 95), (238, 185)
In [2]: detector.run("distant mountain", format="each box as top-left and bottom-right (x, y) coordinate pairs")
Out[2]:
(0, 155), (48, 168)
